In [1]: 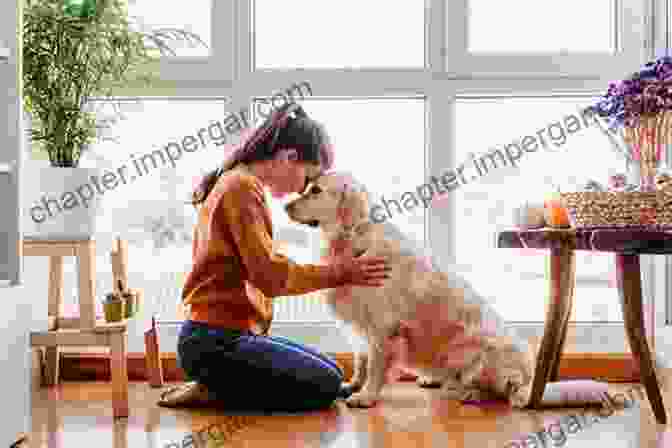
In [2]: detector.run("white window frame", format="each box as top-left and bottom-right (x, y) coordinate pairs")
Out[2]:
(444, 0), (647, 79)
(107, 0), (662, 355)
(125, 1), (235, 83)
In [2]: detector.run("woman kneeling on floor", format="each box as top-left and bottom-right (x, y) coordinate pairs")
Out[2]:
(158, 102), (391, 412)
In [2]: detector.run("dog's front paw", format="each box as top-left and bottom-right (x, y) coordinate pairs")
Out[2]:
(417, 375), (443, 388)
(346, 391), (380, 408)
(508, 383), (531, 409)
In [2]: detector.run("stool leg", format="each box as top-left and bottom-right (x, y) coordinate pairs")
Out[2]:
(44, 255), (64, 387)
(110, 332), (129, 418)
(76, 241), (97, 330)
(616, 254), (667, 424)
(528, 246), (575, 408)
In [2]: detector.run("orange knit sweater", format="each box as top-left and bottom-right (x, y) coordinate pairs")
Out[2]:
(181, 168), (342, 334)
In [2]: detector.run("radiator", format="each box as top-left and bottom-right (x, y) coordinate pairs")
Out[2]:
(273, 291), (336, 322)
(61, 260), (336, 322)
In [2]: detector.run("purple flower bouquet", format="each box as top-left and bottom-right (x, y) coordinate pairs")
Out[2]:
(588, 56), (672, 191)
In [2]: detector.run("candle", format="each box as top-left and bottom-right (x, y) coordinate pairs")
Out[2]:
(544, 195), (570, 228)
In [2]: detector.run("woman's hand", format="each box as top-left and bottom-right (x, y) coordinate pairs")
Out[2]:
(333, 255), (391, 287)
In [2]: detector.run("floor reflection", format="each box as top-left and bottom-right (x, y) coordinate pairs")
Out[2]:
(29, 381), (669, 448)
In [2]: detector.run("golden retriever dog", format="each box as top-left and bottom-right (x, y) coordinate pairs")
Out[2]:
(284, 171), (535, 409)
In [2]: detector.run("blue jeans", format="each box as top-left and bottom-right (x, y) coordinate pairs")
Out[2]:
(177, 320), (344, 412)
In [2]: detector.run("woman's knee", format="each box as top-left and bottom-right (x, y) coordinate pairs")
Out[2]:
(311, 364), (343, 398)
(177, 335), (207, 379)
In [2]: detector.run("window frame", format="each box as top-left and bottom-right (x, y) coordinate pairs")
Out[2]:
(444, 0), (648, 79)
(120, 0), (235, 83)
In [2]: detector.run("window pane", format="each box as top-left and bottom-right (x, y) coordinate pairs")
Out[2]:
(63, 99), (228, 320)
(468, 0), (614, 53)
(454, 97), (625, 323)
(253, 98), (426, 321)
(126, 0), (211, 57)
(253, 0), (424, 69)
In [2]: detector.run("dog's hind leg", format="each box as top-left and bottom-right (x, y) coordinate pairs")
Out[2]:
(442, 352), (498, 402)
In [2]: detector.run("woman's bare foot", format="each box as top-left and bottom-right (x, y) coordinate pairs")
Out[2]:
(158, 381), (218, 408)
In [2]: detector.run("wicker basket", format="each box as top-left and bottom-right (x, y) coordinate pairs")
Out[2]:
(560, 191), (672, 228)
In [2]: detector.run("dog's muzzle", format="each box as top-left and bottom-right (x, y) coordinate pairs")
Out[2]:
(284, 203), (320, 227)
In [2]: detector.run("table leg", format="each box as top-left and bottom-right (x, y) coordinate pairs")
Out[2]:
(110, 331), (129, 418)
(528, 246), (575, 408)
(44, 255), (64, 387)
(616, 254), (667, 424)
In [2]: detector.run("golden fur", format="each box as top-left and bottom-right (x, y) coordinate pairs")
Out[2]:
(285, 172), (535, 408)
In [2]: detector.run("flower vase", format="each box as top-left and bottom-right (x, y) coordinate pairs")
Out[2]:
(624, 114), (669, 192)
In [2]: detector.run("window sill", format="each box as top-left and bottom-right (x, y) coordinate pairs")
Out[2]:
(517, 272), (610, 285)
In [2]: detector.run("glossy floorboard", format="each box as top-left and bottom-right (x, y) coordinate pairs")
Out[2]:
(27, 375), (672, 448)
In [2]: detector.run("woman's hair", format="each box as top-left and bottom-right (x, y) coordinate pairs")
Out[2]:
(189, 102), (333, 207)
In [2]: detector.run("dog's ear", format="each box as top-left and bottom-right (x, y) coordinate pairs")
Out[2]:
(339, 185), (369, 224)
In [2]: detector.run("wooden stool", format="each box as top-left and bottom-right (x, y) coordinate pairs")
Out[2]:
(25, 238), (130, 419)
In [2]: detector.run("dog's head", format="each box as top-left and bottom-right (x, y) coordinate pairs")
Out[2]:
(284, 172), (370, 236)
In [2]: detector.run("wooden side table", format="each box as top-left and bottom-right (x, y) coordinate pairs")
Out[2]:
(497, 227), (668, 424)
(23, 238), (129, 419)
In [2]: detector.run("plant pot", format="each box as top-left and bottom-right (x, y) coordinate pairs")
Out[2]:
(103, 299), (125, 323)
(22, 165), (105, 240)
(122, 289), (142, 318)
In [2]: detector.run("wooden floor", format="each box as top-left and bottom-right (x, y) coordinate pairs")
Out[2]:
(25, 371), (672, 448)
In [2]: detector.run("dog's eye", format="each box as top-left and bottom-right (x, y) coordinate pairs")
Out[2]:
(309, 185), (322, 195)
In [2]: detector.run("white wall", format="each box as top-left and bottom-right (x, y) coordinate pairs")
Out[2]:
(0, 0), (33, 445)
(0, 284), (34, 446)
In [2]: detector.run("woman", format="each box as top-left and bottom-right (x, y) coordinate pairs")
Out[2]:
(158, 101), (391, 412)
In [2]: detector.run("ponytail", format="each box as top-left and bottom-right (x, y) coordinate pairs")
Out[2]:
(189, 101), (328, 207)
(190, 167), (223, 207)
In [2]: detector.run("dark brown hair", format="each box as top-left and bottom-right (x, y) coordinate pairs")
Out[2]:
(189, 102), (333, 207)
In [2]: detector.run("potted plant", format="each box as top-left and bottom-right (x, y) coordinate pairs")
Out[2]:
(587, 56), (672, 191)
(22, 0), (205, 239)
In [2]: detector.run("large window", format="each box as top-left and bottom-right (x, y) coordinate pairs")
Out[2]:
(40, 0), (662, 353)
(57, 98), (425, 324)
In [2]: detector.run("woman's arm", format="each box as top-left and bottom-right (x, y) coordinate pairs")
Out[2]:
(213, 178), (387, 298)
